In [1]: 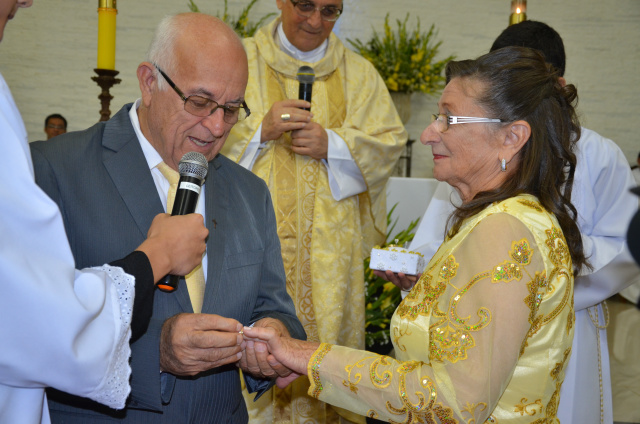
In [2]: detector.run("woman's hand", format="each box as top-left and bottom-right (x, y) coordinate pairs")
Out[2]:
(239, 318), (292, 381)
(372, 269), (420, 292)
(242, 326), (320, 388)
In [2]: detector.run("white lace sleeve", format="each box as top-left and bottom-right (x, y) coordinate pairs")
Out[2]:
(85, 264), (134, 409)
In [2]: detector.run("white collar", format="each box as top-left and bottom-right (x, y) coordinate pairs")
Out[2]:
(128, 98), (164, 172)
(275, 22), (327, 63)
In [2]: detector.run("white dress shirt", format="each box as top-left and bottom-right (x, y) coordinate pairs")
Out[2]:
(128, 99), (208, 281)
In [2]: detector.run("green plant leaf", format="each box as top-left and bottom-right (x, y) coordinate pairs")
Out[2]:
(347, 13), (456, 94)
(187, 0), (275, 38)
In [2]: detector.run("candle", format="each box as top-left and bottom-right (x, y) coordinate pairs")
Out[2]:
(509, 0), (527, 26)
(97, 0), (117, 70)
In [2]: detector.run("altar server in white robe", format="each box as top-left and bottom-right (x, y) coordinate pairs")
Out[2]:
(380, 21), (640, 424)
(0, 2), (208, 423)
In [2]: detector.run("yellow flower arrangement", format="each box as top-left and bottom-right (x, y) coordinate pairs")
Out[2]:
(188, 0), (275, 38)
(348, 14), (455, 94)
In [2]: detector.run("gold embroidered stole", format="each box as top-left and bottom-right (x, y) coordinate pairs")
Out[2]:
(252, 66), (346, 343)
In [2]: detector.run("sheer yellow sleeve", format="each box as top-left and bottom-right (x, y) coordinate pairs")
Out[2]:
(307, 208), (574, 423)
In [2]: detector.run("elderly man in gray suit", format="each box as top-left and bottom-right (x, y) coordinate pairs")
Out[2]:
(30, 13), (305, 424)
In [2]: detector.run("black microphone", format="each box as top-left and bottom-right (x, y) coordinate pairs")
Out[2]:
(296, 66), (315, 111)
(156, 152), (208, 293)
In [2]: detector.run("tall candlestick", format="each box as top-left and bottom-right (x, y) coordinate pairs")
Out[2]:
(509, 0), (527, 26)
(97, 0), (117, 70)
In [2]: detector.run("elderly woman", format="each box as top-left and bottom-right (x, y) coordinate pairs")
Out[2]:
(243, 46), (588, 423)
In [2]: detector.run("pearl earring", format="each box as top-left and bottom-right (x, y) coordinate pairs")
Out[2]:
(501, 158), (507, 172)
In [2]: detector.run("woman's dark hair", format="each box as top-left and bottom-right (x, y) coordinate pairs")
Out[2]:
(444, 46), (589, 276)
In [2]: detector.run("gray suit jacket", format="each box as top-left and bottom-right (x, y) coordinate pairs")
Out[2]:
(31, 104), (305, 423)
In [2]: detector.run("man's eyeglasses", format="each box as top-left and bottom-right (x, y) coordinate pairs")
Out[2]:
(290, 0), (343, 22)
(154, 65), (251, 124)
(431, 113), (503, 133)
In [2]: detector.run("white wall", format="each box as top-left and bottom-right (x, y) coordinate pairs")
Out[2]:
(1, 0), (638, 178)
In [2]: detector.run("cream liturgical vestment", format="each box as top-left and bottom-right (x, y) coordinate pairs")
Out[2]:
(222, 18), (406, 423)
(307, 195), (575, 423)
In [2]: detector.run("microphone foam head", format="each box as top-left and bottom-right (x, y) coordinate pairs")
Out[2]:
(296, 66), (315, 84)
(179, 152), (208, 181)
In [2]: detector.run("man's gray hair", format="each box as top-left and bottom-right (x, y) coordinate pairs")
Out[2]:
(146, 14), (180, 91)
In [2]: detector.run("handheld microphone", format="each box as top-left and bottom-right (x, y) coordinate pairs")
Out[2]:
(156, 152), (209, 292)
(296, 66), (315, 111)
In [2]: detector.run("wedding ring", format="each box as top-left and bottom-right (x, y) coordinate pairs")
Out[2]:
(281, 113), (291, 122)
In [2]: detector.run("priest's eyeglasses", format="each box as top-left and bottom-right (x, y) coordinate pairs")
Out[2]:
(154, 65), (251, 124)
(431, 113), (503, 133)
(290, 0), (343, 22)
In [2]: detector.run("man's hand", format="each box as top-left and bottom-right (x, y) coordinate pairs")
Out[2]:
(261, 99), (312, 143)
(290, 121), (328, 160)
(372, 269), (420, 292)
(239, 318), (292, 380)
(160, 313), (243, 376)
(136, 213), (209, 283)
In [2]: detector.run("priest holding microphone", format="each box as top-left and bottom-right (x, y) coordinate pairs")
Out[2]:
(222, 1), (407, 422)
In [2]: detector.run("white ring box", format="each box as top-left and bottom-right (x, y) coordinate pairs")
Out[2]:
(370, 245), (426, 276)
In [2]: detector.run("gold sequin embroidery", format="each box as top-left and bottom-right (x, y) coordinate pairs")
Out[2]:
(520, 271), (549, 356)
(518, 199), (543, 212)
(492, 262), (522, 282)
(430, 271), (493, 363)
(396, 255), (457, 325)
(396, 280), (447, 321)
(345, 357), (443, 422)
(518, 224), (572, 359)
(492, 239), (532, 283)
(439, 256), (459, 280)
(384, 367), (443, 422)
(308, 343), (333, 399)
(514, 398), (543, 416)
(461, 402), (488, 424)
(545, 227), (570, 268)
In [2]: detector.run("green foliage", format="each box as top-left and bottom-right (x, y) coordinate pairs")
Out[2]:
(348, 14), (455, 94)
(188, 0), (276, 38)
(364, 205), (419, 351)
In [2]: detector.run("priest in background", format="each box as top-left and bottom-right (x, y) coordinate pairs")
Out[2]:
(222, 0), (407, 422)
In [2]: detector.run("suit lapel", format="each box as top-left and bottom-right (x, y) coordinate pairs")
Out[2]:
(202, 156), (227, 313)
(101, 105), (163, 237)
(101, 105), (195, 312)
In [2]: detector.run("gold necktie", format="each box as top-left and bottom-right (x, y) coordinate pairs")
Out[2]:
(157, 162), (206, 313)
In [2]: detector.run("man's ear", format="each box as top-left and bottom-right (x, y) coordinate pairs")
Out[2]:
(501, 120), (531, 163)
(137, 62), (157, 107)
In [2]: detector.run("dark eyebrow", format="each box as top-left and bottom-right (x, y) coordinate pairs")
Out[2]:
(188, 88), (215, 99)
(224, 98), (244, 106)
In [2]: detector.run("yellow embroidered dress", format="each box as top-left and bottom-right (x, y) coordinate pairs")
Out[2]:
(222, 18), (407, 423)
(308, 195), (575, 423)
